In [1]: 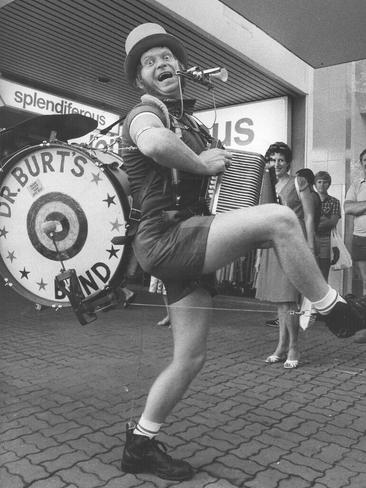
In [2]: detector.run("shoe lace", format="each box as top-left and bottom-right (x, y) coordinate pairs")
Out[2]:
(149, 438), (172, 458)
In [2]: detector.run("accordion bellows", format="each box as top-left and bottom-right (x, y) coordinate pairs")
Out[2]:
(207, 150), (266, 213)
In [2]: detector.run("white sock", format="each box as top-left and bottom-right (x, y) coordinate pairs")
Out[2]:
(133, 415), (162, 438)
(312, 286), (346, 315)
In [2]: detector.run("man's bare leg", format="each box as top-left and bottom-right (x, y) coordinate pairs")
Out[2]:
(142, 287), (211, 422)
(356, 261), (366, 294)
(203, 204), (366, 338)
(203, 204), (328, 302)
(121, 288), (211, 480)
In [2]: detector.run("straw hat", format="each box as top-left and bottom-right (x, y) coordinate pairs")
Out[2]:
(124, 23), (187, 85)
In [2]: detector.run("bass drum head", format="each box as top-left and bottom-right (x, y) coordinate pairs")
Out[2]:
(0, 143), (130, 307)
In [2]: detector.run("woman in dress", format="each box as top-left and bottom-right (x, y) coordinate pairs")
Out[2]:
(256, 142), (319, 368)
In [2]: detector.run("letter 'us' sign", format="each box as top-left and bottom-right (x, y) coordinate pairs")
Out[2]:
(195, 97), (290, 155)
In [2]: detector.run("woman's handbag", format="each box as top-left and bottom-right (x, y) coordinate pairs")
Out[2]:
(330, 229), (352, 270)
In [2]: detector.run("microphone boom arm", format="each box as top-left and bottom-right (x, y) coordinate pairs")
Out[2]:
(176, 66), (228, 90)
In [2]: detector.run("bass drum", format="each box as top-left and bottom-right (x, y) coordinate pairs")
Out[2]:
(0, 142), (130, 308)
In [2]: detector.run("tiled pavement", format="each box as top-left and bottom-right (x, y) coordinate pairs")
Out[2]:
(1, 285), (366, 488)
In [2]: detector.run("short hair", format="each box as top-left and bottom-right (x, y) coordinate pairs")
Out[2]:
(360, 148), (366, 161)
(265, 142), (292, 163)
(296, 168), (315, 186)
(314, 171), (331, 185)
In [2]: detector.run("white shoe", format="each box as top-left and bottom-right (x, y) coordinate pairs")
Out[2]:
(299, 297), (316, 330)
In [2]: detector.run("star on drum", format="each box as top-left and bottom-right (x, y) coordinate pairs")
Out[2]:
(0, 226), (9, 238)
(103, 194), (116, 207)
(37, 279), (47, 291)
(91, 172), (103, 185)
(19, 267), (30, 279)
(106, 245), (120, 259)
(6, 251), (16, 263)
(110, 218), (123, 232)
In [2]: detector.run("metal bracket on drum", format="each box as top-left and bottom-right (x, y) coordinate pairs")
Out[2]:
(55, 269), (124, 326)
(42, 220), (124, 326)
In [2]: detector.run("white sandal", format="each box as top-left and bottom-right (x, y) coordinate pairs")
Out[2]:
(265, 354), (286, 364)
(283, 359), (299, 369)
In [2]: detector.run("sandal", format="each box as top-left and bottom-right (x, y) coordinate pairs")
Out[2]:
(265, 354), (286, 364)
(265, 318), (279, 327)
(157, 316), (171, 327)
(283, 359), (299, 369)
(123, 291), (136, 308)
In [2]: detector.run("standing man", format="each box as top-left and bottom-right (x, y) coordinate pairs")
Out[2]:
(344, 150), (366, 293)
(120, 23), (366, 481)
(344, 150), (366, 343)
(314, 171), (341, 280)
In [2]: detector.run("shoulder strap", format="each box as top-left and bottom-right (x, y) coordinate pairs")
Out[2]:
(140, 94), (170, 128)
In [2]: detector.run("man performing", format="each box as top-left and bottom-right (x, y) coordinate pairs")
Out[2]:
(120, 23), (366, 481)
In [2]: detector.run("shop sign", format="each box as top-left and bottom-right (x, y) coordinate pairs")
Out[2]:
(0, 78), (121, 151)
(195, 97), (290, 155)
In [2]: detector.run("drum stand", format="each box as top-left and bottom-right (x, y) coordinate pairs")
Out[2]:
(42, 222), (124, 325)
(56, 268), (124, 325)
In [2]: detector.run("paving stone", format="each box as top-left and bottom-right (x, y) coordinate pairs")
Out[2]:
(26, 476), (66, 488)
(85, 432), (121, 449)
(316, 466), (354, 488)
(6, 458), (49, 484)
(27, 444), (74, 464)
(204, 460), (251, 486)
(102, 475), (145, 487)
(42, 450), (90, 471)
(3, 438), (40, 457)
(347, 473), (366, 488)
(284, 451), (330, 472)
(77, 458), (122, 480)
(244, 467), (287, 488)
(277, 476), (312, 488)
(22, 433), (59, 450)
(0, 467), (24, 488)
(274, 458), (321, 482)
(315, 431), (354, 449)
(251, 445), (287, 466)
(58, 466), (103, 488)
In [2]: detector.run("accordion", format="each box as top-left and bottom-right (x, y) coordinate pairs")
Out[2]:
(206, 150), (266, 213)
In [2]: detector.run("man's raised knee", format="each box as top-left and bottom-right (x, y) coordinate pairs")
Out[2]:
(265, 206), (300, 242)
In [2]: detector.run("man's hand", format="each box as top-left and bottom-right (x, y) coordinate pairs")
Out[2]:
(198, 148), (232, 175)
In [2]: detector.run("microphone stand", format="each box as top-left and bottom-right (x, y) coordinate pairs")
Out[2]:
(176, 69), (215, 90)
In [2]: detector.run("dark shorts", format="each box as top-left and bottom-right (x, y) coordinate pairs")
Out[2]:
(133, 212), (216, 304)
(352, 235), (366, 261)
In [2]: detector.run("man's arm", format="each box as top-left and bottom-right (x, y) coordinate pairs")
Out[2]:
(299, 186), (316, 251)
(344, 200), (366, 216)
(129, 111), (229, 175)
(317, 213), (340, 232)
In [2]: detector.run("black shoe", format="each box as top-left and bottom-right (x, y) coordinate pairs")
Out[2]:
(121, 423), (194, 481)
(265, 318), (279, 327)
(321, 295), (366, 338)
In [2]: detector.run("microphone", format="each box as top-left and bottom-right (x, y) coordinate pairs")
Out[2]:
(187, 67), (228, 82)
(177, 66), (228, 88)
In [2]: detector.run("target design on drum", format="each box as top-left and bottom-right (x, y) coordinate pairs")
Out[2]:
(0, 143), (129, 307)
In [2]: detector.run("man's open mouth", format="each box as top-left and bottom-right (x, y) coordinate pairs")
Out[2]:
(158, 72), (173, 82)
